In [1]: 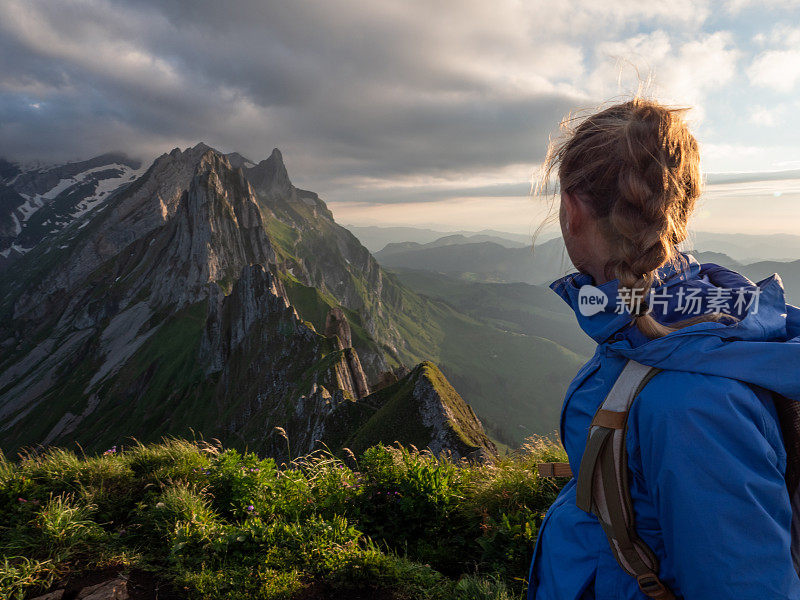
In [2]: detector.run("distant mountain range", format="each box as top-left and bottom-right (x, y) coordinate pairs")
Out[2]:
(349, 224), (800, 264)
(0, 153), (144, 263)
(343, 225), (537, 253)
(363, 229), (800, 305)
(375, 237), (573, 286)
(683, 231), (800, 263)
(736, 259), (800, 306)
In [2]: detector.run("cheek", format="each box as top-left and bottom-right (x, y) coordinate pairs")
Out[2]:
(562, 230), (586, 272)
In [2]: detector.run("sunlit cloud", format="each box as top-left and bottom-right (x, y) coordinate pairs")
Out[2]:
(748, 49), (800, 92)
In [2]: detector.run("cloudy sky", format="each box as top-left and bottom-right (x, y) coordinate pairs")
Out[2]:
(2, 0), (800, 234)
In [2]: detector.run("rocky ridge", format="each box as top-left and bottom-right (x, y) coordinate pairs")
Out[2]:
(0, 143), (496, 460)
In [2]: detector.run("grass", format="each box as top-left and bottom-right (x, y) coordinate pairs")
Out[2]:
(0, 436), (568, 600)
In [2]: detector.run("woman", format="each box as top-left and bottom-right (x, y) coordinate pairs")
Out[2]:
(527, 99), (800, 599)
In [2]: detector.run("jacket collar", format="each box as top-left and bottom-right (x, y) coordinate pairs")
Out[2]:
(550, 252), (701, 344)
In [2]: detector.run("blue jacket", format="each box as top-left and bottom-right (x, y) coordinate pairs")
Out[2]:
(527, 252), (800, 599)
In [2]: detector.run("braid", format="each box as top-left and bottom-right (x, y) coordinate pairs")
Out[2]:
(545, 97), (709, 339)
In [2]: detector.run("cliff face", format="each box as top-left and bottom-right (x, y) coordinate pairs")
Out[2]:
(0, 144), (493, 460)
(239, 149), (417, 379)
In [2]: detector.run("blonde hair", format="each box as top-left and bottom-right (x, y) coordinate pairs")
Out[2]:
(541, 98), (714, 339)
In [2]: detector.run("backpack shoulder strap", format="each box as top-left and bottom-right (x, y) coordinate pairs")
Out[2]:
(771, 392), (800, 575)
(575, 360), (675, 600)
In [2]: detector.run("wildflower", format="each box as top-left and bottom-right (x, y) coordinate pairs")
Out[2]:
(17, 497), (26, 503)
(103, 445), (117, 455)
(246, 504), (254, 511)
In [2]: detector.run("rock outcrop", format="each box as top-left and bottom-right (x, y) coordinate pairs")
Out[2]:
(324, 307), (352, 349)
(325, 361), (497, 461)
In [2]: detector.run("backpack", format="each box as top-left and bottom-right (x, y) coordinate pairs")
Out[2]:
(537, 359), (800, 600)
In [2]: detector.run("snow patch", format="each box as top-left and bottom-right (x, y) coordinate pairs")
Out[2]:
(0, 243), (30, 258)
(68, 163), (144, 220)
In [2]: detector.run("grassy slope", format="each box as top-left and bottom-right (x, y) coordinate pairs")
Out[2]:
(340, 362), (491, 456)
(0, 301), (211, 453)
(434, 312), (583, 445)
(0, 438), (569, 600)
(279, 274), (384, 363)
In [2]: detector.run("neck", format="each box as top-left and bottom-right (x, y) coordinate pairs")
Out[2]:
(586, 265), (610, 286)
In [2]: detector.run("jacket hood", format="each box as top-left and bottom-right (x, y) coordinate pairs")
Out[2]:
(551, 252), (800, 401)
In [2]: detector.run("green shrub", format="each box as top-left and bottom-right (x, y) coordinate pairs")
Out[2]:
(0, 436), (568, 599)
(180, 564), (303, 600)
(0, 556), (56, 600)
(36, 494), (105, 549)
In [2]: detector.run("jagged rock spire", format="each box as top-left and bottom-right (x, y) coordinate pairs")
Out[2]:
(245, 147), (293, 199)
(324, 307), (352, 350)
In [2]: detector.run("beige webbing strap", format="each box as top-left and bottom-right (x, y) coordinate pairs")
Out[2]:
(575, 360), (674, 600)
(537, 462), (573, 478)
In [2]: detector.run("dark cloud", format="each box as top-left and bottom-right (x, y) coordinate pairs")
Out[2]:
(0, 0), (601, 201)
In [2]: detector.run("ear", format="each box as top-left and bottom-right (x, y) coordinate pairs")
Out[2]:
(560, 190), (585, 234)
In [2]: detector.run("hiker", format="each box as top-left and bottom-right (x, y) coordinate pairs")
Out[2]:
(527, 98), (800, 599)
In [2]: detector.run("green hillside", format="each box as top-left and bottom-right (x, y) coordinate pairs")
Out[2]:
(390, 269), (593, 357)
(375, 269), (590, 446)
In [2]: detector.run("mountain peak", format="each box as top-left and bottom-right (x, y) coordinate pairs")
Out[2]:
(225, 152), (256, 170)
(336, 361), (498, 461)
(263, 147), (288, 176)
(157, 143), (228, 178)
(88, 151), (142, 170)
(245, 147), (293, 198)
(0, 158), (21, 182)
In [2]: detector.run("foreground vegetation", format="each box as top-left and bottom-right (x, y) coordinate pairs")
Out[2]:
(0, 437), (568, 599)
